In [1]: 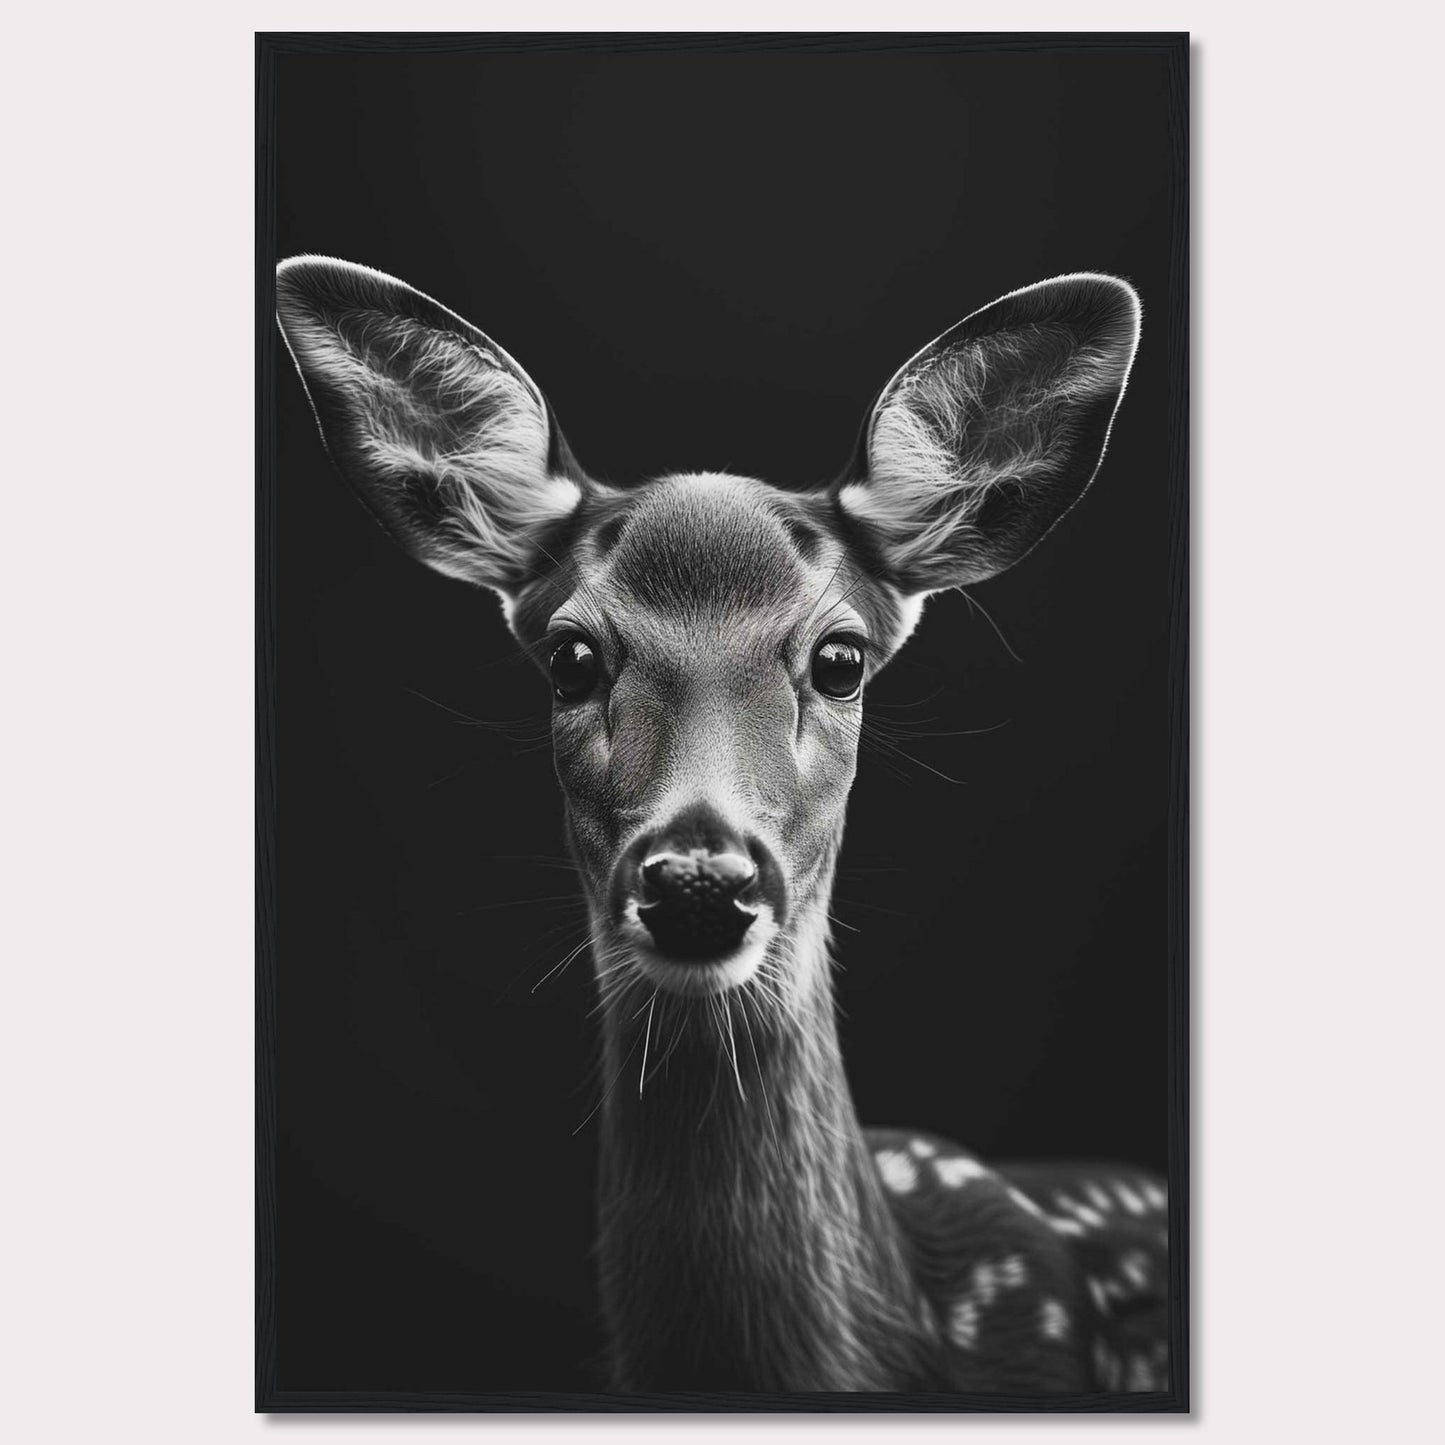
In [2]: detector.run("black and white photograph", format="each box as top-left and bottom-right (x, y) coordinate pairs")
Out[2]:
(11, 6), (1445, 1442)
(259, 33), (1185, 1410)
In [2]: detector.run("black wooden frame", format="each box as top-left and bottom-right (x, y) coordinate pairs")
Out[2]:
(255, 29), (1190, 1414)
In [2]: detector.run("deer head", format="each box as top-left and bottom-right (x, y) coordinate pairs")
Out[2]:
(276, 257), (1140, 1036)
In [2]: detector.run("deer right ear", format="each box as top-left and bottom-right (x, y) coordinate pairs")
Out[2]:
(275, 256), (583, 598)
(839, 274), (1141, 593)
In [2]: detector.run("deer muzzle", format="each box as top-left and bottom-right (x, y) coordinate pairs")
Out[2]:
(618, 801), (783, 965)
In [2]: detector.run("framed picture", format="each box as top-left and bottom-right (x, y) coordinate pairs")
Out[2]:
(257, 30), (1188, 1412)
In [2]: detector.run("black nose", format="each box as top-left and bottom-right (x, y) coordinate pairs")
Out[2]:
(638, 850), (758, 961)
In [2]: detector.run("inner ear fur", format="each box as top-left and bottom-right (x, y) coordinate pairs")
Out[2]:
(839, 273), (1142, 592)
(275, 255), (583, 595)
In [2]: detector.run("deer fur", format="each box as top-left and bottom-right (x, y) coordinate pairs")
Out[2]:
(276, 256), (1168, 1395)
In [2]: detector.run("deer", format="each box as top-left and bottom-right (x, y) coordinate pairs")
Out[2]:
(274, 256), (1170, 1396)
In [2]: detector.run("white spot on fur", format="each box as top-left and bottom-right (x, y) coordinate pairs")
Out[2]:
(1049, 1216), (1086, 1237)
(971, 1262), (1000, 1306)
(1087, 1276), (1113, 1314)
(1008, 1187), (1045, 1219)
(934, 1156), (988, 1188)
(1085, 1182), (1113, 1211)
(1094, 1338), (1123, 1390)
(1077, 1205), (1107, 1228)
(908, 1137), (938, 1158)
(1127, 1354), (1158, 1391)
(947, 1299), (980, 1349)
(998, 1254), (1028, 1288)
(945, 1252), (1034, 1354)
(875, 1149), (919, 1194)
(1055, 1192), (1107, 1228)
(1115, 1182), (1147, 1215)
(1144, 1181), (1167, 1211)
(1120, 1250), (1151, 1288)
(967, 1254), (1030, 1311)
(1039, 1298), (1071, 1341)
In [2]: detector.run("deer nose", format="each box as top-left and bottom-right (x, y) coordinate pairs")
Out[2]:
(637, 850), (759, 961)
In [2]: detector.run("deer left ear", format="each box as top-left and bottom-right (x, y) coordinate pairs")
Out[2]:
(275, 255), (584, 602)
(839, 274), (1141, 592)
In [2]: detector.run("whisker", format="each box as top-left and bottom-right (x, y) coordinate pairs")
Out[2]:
(530, 936), (592, 994)
(651, 997), (686, 1084)
(856, 724), (970, 786)
(696, 1006), (727, 1134)
(404, 687), (540, 737)
(869, 688), (947, 713)
(572, 1025), (646, 1136)
(864, 716), (1010, 741)
(800, 552), (852, 635)
(472, 853), (580, 877)
(722, 995), (747, 1104)
(493, 917), (591, 1003)
(737, 997), (784, 1167)
(454, 893), (586, 914)
(830, 896), (910, 919)
(637, 993), (657, 1098)
(956, 586), (1024, 664)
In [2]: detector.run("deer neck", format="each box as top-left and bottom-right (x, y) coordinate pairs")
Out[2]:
(593, 881), (929, 1393)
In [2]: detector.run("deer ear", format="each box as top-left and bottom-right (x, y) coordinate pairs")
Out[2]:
(275, 255), (583, 597)
(839, 274), (1141, 592)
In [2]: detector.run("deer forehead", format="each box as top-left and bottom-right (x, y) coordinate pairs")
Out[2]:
(599, 473), (822, 614)
(522, 473), (913, 658)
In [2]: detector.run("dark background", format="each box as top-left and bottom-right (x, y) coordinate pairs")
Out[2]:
(271, 41), (1177, 1393)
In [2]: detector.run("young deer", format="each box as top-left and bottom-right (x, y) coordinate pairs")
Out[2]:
(276, 257), (1169, 1396)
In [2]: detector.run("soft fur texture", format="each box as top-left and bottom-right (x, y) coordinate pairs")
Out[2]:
(275, 256), (581, 592)
(276, 257), (1164, 1395)
(840, 273), (1141, 591)
(595, 900), (1170, 1394)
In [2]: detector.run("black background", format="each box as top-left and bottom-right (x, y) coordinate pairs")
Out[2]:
(271, 41), (1177, 1393)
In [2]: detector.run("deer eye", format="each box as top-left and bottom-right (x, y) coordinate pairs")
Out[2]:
(811, 637), (865, 700)
(550, 635), (601, 703)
